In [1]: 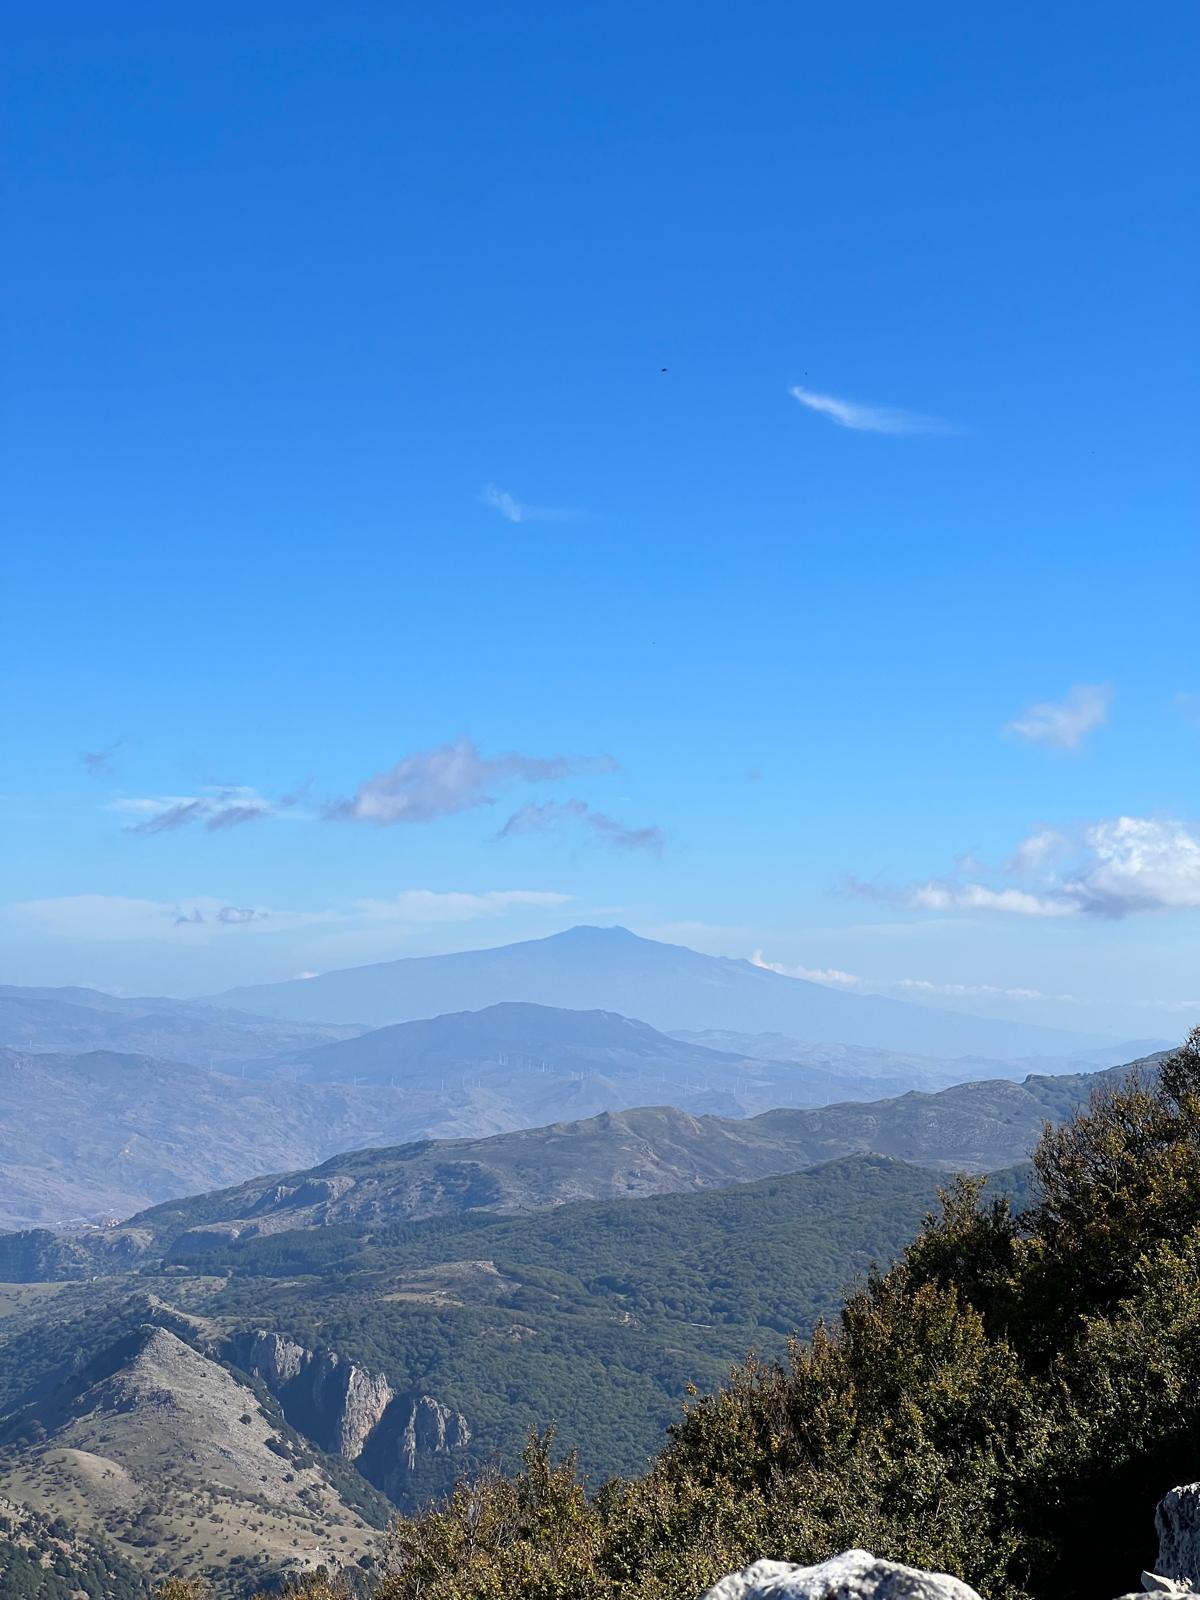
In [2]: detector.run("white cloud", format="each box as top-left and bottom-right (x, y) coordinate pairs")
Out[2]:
(1069, 816), (1200, 916)
(1005, 684), (1112, 751)
(497, 798), (664, 854)
(750, 951), (864, 986)
(749, 949), (1077, 1004)
(894, 977), (1078, 1003)
(1006, 826), (1071, 875)
(6, 895), (293, 941)
(909, 883), (1076, 918)
(789, 386), (955, 436)
(859, 814), (1200, 922)
(481, 485), (580, 524)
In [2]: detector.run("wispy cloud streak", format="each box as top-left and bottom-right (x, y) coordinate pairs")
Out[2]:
(1005, 684), (1112, 750)
(481, 485), (580, 524)
(120, 787), (280, 835)
(498, 798), (664, 854)
(81, 740), (125, 775)
(789, 386), (956, 435)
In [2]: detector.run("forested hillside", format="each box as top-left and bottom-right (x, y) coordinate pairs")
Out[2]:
(371, 1031), (1200, 1600)
(0, 1154), (951, 1529)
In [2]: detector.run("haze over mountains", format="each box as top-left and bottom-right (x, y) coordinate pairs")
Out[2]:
(3, 1052), (1154, 1281)
(0, 985), (363, 1067)
(0, 926), (1160, 1231)
(214, 925), (1118, 1059)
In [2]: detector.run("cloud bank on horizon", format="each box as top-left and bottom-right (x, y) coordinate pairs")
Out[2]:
(6, 887), (572, 943)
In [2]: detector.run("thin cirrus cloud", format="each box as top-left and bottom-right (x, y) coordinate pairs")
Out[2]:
(481, 484), (581, 524)
(497, 798), (664, 855)
(851, 815), (1200, 921)
(1005, 683), (1113, 751)
(327, 738), (618, 826)
(789, 385), (957, 436)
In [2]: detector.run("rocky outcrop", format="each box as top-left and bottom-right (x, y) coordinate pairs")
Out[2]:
(232, 1329), (395, 1458)
(400, 1394), (471, 1472)
(238, 1328), (310, 1386)
(1116, 1580), (1200, 1600)
(697, 1551), (984, 1600)
(356, 1392), (472, 1502)
(230, 1328), (470, 1500)
(1156, 1484), (1200, 1588)
(322, 1362), (396, 1459)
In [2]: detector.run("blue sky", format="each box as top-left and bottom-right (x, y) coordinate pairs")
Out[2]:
(3, 2), (1197, 1037)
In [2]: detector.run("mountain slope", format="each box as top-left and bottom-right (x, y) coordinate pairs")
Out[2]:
(0, 1324), (376, 1592)
(66, 1055), (1151, 1263)
(284, 1000), (741, 1084)
(0, 1005), (1072, 1229)
(0, 1156), (956, 1517)
(212, 925), (1106, 1058)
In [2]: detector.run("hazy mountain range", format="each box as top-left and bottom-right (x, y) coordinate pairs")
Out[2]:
(0, 984), (364, 1066)
(212, 925), (1123, 1059)
(0, 987), (1153, 1229)
(3, 1051), (1155, 1279)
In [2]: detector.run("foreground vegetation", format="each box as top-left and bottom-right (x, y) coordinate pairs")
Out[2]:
(365, 1029), (1200, 1600)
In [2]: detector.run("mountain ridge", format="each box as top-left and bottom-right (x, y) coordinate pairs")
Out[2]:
(20, 1051), (1154, 1274)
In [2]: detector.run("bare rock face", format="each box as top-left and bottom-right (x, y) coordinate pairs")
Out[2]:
(234, 1329), (394, 1459)
(241, 1328), (311, 1386)
(400, 1394), (471, 1472)
(1113, 1577), (1200, 1600)
(697, 1550), (984, 1600)
(324, 1362), (396, 1459)
(230, 1327), (470, 1503)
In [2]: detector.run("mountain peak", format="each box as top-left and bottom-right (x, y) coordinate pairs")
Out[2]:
(214, 926), (1105, 1060)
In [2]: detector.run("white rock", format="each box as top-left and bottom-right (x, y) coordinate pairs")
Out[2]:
(1141, 1572), (1199, 1596)
(697, 1548), (985, 1600)
(1158, 1485), (1200, 1585)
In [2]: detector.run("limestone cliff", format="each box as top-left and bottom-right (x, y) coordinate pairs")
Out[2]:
(230, 1328), (469, 1499)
